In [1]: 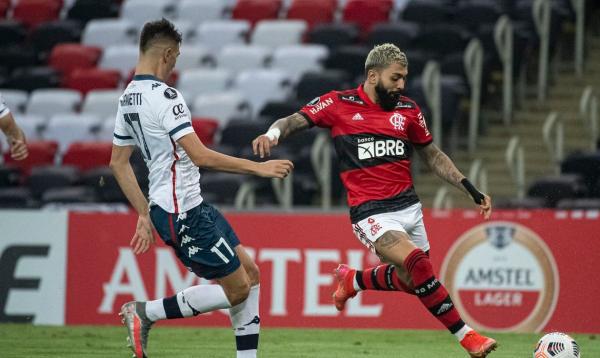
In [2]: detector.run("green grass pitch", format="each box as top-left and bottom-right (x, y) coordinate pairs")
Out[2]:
(1, 324), (598, 357)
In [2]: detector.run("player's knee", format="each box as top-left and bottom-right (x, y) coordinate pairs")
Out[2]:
(245, 261), (260, 286)
(229, 283), (250, 306)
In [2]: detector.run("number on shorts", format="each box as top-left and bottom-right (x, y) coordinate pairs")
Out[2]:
(210, 237), (235, 263)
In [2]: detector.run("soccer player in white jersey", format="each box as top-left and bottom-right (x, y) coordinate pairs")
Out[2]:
(0, 93), (28, 160)
(111, 19), (293, 358)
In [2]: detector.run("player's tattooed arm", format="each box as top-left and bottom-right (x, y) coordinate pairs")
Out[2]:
(416, 143), (468, 195)
(270, 112), (310, 140)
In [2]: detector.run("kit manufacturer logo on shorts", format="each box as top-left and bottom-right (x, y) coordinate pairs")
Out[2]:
(440, 222), (559, 332)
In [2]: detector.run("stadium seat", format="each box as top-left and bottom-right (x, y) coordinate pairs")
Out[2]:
(67, 0), (120, 24)
(0, 20), (27, 46)
(216, 45), (271, 72)
(177, 68), (232, 104)
(120, 0), (175, 28)
(4, 67), (61, 92)
(41, 186), (98, 204)
(62, 141), (112, 172)
(26, 89), (82, 118)
(286, 0), (335, 30)
(307, 23), (359, 49)
(95, 116), (117, 142)
(48, 44), (102, 76)
(12, 0), (62, 29)
(342, 0), (391, 36)
(27, 165), (80, 199)
(44, 114), (99, 153)
(64, 68), (121, 95)
(13, 114), (45, 141)
(365, 22), (419, 50)
(259, 100), (303, 124)
(453, 1), (502, 33)
(191, 92), (247, 126)
(0, 89), (28, 113)
(220, 119), (269, 149)
(561, 152), (600, 196)
(200, 171), (247, 205)
(0, 0), (9, 17)
(556, 198), (600, 210)
(3, 140), (58, 177)
(233, 69), (290, 116)
(0, 187), (35, 208)
(271, 44), (329, 82)
(412, 24), (471, 58)
(0, 165), (21, 187)
(81, 89), (122, 118)
(232, 0), (281, 28)
(527, 174), (588, 207)
(401, 0), (449, 25)
(176, 45), (212, 71)
(251, 20), (307, 48)
(176, 0), (228, 23)
(82, 19), (137, 49)
(494, 197), (548, 209)
(0, 45), (37, 74)
(99, 45), (138, 77)
(194, 20), (250, 50)
(191, 117), (219, 146)
(29, 20), (82, 59)
(171, 20), (195, 43)
(295, 70), (349, 103)
(324, 45), (370, 81)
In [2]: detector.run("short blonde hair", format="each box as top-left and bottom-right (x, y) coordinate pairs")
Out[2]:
(364, 43), (408, 76)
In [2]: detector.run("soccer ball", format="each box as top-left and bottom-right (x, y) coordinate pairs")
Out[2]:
(533, 332), (580, 358)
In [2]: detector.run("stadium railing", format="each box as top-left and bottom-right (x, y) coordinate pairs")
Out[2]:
(580, 86), (598, 151)
(468, 158), (488, 196)
(542, 111), (565, 175)
(533, 0), (551, 103)
(311, 131), (332, 209)
(422, 61), (441, 148)
(432, 185), (452, 210)
(571, 0), (585, 77)
(465, 38), (483, 154)
(506, 135), (526, 199)
(494, 15), (513, 126)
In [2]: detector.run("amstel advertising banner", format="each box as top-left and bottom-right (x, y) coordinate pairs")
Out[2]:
(62, 209), (599, 333)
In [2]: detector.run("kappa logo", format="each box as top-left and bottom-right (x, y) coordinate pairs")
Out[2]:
(389, 112), (406, 131)
(188, 246), (202, 257)
(177, 212), (187, 222)
(178, 224), (189, 234)
(181, 235), (194, 244)
(151, 82), (161, 90)
(243, 315), (261, 326)
(352, 113), (364, 121)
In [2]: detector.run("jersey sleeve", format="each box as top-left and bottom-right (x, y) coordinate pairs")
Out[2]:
(159, 89), (194, 141)
(298, 91), (338, 128)
(407, 104), (433, 146)
(112, 106), (136, 146)
(0, 94), (11, 118)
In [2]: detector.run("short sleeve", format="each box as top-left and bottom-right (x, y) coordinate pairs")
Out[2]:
(407, 105), (433, 146)
(160, 90), (194, 141)
(113, 107), (136, 146)
(0, 94), (11, 118)
(298, 91), (337, 128)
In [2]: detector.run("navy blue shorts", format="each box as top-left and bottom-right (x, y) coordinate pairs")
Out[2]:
(150, 202), (241, 280)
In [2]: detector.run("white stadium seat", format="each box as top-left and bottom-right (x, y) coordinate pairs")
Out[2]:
(44, 114), (101, 153)
(81, 89), (122, 119)
(82, 19), (137, 49)
(1, 89), (28, 113)
(120, 0), (176, 28)
(172, 20), (195, 42)
(191, 92), (247, 126)
(271, 44), (329, 82)
(26, 89), (82, 118)
(176, 45), (212, 71)
(99, 45), (139, 78)
(176, 0), (228, 23)
(217, 45), (271, 72)
(233, 69), (290, 116)
(14, 114), (45, 141)
(177, 68), (232, 104)
(251, 20), (307, 48)
(194, 20), (250, 50)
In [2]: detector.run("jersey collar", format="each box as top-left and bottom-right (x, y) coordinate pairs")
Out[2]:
(133, 74), (163, 82)
(357, 84), (376, 107)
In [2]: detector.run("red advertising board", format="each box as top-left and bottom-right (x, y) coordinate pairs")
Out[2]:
(66, 209), (600, 333)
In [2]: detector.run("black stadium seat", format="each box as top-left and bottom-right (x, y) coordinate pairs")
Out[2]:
(527, 174), (587, 207)
(365, 22), (419, 51)
(556, 198), (600, 210)
(412, 24), (471, 58)
(4, 66), (61, 91)
(219, 120), (269, 152)
(30, 20), (83, 59)
(41, 186), (97, 204)
(82, 166), (127, 203)
(307, 23), (359, 50)
(401, 0), (450, 25)
(0, 45), (38, 74)
(296, 70), (349, 103)
(200, 172), (247, 205)
(27, 165), (80, 199)
(324, 45), (370, 81)
(67, 0), (120, 24)
(561, 152), (600, 196)
(0, 187), (35, 208)
(0, 20), (27, 47)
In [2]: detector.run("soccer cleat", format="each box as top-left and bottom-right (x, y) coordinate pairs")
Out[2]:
(332, 264), (358, 311)
(119, 301), (154, 358)
(460, 330), (498, 357)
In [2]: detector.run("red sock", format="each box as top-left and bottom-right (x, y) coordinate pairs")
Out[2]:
(355, 264), (414, 294)
(404, 249), (465, 334)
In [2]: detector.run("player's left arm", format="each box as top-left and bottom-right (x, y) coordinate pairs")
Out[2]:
(109, 144), (155, 254)
(0, 112), (28, 160)
(416, 143), (492, 218)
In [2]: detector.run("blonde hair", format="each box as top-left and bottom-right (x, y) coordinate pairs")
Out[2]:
(364, 43), (408, 76)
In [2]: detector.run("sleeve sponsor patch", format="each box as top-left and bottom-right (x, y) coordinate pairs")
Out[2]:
(339, 94), (365, 105)
(307, 97), (320, 106)
(163, 87), (178, 99)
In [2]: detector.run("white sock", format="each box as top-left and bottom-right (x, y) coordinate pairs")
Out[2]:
(229, 284), (260, 358)
(145, 284), (232, 321)
(454, 324), (473, 341)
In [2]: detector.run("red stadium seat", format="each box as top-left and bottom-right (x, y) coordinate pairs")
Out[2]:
(62, 141), (112, 172)
(191, 118), (219, 146)
(286, 1), (335, 30)
(342, 0), (391, 36)
(232, 0), (281, 27)
(3, 140), (58, 178)
(64, 68), (120, 95)
(49, 43), (102, 76)
(12, 0), (62, 29)
(0, 0), (11, 18)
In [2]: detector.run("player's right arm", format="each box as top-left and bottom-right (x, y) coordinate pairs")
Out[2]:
(178, 132), (293, 178)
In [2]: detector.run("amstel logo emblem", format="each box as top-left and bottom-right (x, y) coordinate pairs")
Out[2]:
(440, 222), (559, 332)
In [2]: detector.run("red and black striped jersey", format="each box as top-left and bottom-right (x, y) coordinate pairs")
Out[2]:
(298, 84), (432, 223)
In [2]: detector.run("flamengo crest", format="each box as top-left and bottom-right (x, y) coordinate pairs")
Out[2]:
(389, 112), (406, 131)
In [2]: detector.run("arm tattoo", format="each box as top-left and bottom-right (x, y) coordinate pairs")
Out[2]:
(270, 112), (310, 140)
(417, 143), (467, 194)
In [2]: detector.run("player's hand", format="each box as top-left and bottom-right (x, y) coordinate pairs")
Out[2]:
(131, 214), (155, 255)
(252, 134), (278, 158)
(479, 194), (492, 220)
(255, 159), (294, 178)
(9, 139), (28, 160)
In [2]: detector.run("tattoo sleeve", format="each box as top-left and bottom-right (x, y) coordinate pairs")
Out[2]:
(270, 112), (310, 140)
(416, 143), (468, 195)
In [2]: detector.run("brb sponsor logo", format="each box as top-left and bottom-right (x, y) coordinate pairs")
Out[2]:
(441, 222), (559, 332)
(357, 137), (405, 160)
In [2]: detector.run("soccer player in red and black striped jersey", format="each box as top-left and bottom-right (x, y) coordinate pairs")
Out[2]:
(253, 44), (497, 357)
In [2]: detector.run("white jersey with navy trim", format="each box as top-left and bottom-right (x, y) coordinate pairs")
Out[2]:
(113, 74), (202, 213)
(0, 93), (11, 117)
